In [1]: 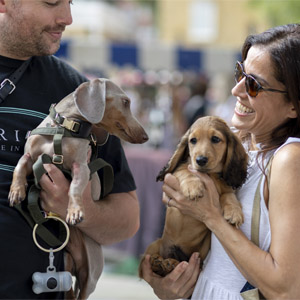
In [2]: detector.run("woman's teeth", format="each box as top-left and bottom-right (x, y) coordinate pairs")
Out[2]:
(235, 101), (255, 114)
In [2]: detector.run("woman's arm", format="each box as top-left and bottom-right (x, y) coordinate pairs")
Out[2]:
(39, 163), (140, 245)
(162, 143), (300, 299)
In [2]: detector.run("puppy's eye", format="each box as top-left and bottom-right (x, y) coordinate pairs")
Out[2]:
(190, 138), (197, 144)
(122, 98), (130, 108)
(211, 136), (221, 143)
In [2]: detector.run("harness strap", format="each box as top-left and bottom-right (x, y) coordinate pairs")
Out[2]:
(14, 154), (71, 247)
(28, 185), (67, 247)
(33, 154), (68, 189)
(15, 189), (64, 248)
(33, 153), (114, 198)
(88, 158), (114, 198)
(49, 104), (92, 138)
(53, 132), (64, 166)
(0, 58), (32, 103)
(30, 127), (96, 141)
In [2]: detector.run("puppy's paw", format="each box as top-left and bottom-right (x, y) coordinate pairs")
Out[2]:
(223, 203), (244, 228)
(181, 178), (205, 201)
(149, 254), (164, 275)
(162, 258), (180, 274)
(150, 254), (179, 277)
(8, 185), (26, 206)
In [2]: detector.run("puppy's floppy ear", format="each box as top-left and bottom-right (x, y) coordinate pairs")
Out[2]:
(74, 78), (106, 124)
(156, 129), (190, 181)
(223, 128), (248, 189)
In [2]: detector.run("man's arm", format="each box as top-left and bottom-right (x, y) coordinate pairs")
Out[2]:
(79, 190), (140, 245)
(39, 163), (140, 245)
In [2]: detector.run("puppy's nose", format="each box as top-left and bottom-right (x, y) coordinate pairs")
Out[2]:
(196, 156), (208, 167)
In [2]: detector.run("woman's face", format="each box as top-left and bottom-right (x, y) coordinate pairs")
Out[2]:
(231, 46), (296, 143)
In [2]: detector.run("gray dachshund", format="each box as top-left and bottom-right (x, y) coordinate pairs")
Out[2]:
(9, 78), (148, 225)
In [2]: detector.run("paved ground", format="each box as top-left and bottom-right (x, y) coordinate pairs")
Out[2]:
(89, 272), (159, 300)
(88, 247), (159, 300)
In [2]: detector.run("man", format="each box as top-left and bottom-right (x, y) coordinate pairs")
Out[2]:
(0, 0), (140, 298)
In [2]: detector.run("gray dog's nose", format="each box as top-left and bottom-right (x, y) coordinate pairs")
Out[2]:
(142, 133), (149, 142)
(196, 156), (208, 167)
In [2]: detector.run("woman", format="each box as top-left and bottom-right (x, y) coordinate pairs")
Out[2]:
(141, 23), (300, 299)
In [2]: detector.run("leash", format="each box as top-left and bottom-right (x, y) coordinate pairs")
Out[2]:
(15, 153), (114, 246)
(0, 58), (32, 103)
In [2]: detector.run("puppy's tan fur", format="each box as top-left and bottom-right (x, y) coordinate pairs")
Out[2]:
(8, 78), (148, 299)
(139, 116), (247, 278)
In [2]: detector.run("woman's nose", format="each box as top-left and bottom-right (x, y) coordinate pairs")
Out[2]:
(231, 77), (247, 98)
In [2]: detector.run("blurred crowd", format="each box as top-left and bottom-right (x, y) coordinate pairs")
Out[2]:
(84, 67), (236, 151)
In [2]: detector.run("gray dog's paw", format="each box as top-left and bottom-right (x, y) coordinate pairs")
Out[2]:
(66, 207), (84, 225)
(8, 185), (26, 206)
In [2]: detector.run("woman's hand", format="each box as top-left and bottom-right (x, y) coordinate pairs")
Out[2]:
(141, 252), (201, 299)
(162, 169), (222, 228)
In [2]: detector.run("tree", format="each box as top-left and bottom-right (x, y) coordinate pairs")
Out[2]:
(248, 0), (300, 26)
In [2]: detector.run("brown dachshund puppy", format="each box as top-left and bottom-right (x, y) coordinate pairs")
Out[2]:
(8, 78), (148, 299)
(139, 116), (248, 278)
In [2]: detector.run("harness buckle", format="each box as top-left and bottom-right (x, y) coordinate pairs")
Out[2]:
(0, 78), (16, 94)
(52, 154), (64, 165)
(62, 118), (80, 133)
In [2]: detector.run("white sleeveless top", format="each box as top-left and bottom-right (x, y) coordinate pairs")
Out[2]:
(191, 137), (300, 300)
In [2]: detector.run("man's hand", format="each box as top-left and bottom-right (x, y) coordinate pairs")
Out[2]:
(39, 163), (139, 245)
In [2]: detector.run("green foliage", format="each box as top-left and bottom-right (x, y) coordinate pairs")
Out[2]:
(105, 0), (156, 9)
(248, 0), (300, 26)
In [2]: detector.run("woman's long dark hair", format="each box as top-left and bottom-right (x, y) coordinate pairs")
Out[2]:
(239, 24), (300, 155)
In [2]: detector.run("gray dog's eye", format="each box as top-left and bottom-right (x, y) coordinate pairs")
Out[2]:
(123, 98), (130, 107)
(211, 136), (221, 143)
(190, 138), (197, 144)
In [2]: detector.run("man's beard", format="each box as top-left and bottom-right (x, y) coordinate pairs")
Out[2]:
(0, 22), (63, 58)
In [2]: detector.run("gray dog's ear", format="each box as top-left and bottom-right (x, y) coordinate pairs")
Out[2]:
(156, 129), (190, 181)
(74, 78), (106, 124)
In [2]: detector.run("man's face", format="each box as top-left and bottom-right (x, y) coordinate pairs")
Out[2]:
(0, 0), (73, 60)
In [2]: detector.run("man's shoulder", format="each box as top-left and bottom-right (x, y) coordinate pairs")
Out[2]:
(34, 55), (86, 78)
(32, 55), (88, 91)
(35, 55), (72, 68)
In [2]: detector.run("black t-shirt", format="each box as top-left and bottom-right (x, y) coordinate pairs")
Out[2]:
(0, 55), (136, 299)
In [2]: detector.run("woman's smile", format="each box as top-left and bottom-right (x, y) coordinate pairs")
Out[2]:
(234, 101), (255, 116)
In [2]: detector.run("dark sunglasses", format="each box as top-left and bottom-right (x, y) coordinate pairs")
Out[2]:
(234, 61), (287, 97)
